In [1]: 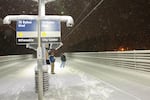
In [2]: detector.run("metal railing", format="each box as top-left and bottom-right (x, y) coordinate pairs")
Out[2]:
(67, 50), (150, 72)
(0, 54), (33, 63)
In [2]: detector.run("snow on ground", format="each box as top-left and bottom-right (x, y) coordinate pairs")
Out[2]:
(44, 61), (140, 100)
(0, 60), (37, 100)
(0, 59), (146, 100)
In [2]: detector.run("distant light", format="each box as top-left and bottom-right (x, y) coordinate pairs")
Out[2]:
(22, 10), (26, 14)
(120, 48), (125, 51)
(118, 47), (125, 51)
(61, 11), (64, 15)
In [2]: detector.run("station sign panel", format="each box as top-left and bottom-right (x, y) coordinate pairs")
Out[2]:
(41, 20), (61, 43)
(16, 20), (61, 45)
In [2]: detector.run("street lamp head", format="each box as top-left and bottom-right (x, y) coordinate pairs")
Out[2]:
(3, 17), (11, 24)
(66, 20), (74, 27)
(59, 16), (74, 27)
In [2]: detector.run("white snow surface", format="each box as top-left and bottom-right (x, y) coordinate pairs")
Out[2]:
(0, 58), (150, 100)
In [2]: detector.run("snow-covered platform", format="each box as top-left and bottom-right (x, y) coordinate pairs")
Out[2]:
(0, 58), (150, 100)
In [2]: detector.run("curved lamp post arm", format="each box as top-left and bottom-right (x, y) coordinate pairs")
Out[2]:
(3, 15), (74, 27)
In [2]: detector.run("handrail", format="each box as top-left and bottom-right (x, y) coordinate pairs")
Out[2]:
(0, 54), (33, 63)
(66, 50), (150, 72)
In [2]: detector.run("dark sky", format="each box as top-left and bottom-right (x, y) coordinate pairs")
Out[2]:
(0, 0), (150, 55)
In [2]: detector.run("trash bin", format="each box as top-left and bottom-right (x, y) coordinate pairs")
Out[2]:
(35, 65), (49, 93)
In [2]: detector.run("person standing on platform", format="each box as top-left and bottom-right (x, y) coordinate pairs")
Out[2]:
(46, 49), (50, 65)
(49, 52), (56, 74)
(60, 53), (66, 68)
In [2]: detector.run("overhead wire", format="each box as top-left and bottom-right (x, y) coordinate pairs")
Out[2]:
(74, 2), (91, 25)
(62, 0), (104, 41)
(62, 1), (91, 38)
(8, 25), (16, 31)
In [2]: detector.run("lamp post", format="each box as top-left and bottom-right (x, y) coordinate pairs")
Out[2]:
(3, 0), (74, 100)
(36, 0), (45, 99)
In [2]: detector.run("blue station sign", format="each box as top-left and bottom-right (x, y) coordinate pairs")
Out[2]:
(16, 20), (37, 31)
(16, 20), (61, 44)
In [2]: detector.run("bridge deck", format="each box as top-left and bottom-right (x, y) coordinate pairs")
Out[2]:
(0, 58), (150, 100)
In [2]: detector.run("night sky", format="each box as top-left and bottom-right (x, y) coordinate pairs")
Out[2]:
(0, 0), (150, 55)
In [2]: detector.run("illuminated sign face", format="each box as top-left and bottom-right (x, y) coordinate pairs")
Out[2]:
(41, 20), (61, 37)
(16, 20), (61, 44)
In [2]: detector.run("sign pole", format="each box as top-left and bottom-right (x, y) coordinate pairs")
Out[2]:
(37, 0), (45, 100)
(3, 1), (74, 99)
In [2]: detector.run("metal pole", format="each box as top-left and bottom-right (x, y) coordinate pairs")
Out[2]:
(37, 0), (45, 100)
(40, 0), (46, 65)
(42, 44), (47, 65)
(2, 1), (73, 100)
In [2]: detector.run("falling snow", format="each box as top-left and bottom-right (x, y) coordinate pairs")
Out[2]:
(0, 0), (150, 55)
